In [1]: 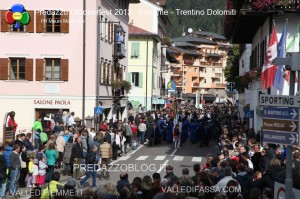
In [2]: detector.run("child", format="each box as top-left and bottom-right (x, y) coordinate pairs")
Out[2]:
(38, 156), (47, 187)
(32, 159), (39, 187)
(26, 156), (34, 187)
(36, 146), (46, 161)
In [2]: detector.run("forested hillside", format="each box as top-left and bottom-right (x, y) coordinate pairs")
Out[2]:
(166, 0), (225, 37)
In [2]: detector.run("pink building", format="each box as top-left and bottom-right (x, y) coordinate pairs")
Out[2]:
(0, 0), (139, 143)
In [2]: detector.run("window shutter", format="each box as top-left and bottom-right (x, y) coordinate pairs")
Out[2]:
(26, 11), (34, 33)
(138, 72), (143, 88)
(0, 58), (8, 80)
(127, 72), (131, 83)
(108, 22), (111, 43)
(60, 59), (69, 81)
(36, 11), (44, 33)
(25, 59), (33, 81)
(61, 11), (69, 33)
(1, 10), (8, 32)
(36, 59), (44, 81)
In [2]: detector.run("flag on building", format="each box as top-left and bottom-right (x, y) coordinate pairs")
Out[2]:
(261, 22), (278, 90)
(274, 21), (287, 95)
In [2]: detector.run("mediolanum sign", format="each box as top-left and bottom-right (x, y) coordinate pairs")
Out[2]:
(259, 94), (300, 107)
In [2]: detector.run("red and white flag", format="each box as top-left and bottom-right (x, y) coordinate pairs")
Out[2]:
(261, 23), (278, 90)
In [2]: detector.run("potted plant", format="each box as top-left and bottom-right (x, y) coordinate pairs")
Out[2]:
(121, 80), (132, 93)
(112, 80), (122, 90)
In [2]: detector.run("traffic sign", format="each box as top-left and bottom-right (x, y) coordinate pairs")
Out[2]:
(94, 106), (103, 115)
(259, 94), (300, 107)
(263, 118), (297, 132)
(263, 107), (298, 120)
(244, 109), (254, 118)
(263, 131), (299, 146)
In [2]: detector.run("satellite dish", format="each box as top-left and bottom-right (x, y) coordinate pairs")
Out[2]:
(188, 28), (193, 33)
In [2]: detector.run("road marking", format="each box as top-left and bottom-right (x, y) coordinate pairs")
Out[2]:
(192, 157), (202, 162)
(136, 156), (149, 160)
(173, 156), (184, 161)
(157, 160), (169, 173)
(127, 144), (144, 156)
(154, 156), (166, 161)
(170, 149), (177, 156)
(118, 156), (131, 161)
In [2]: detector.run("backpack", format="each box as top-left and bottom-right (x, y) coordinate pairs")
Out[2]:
(40, 132), (48, 143)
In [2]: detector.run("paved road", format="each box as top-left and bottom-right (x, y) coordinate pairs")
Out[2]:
(14, 140), (218, 199)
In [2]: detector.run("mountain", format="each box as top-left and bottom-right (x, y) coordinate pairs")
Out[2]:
(166, 0), (225, 38)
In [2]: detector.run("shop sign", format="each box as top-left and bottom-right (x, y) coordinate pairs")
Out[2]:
(33, 99), (71, 105)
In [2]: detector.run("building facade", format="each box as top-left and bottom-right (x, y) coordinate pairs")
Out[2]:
(0, 0), (139, 142)
(167, 32), (230, 103)
(229, 1), (300, 132)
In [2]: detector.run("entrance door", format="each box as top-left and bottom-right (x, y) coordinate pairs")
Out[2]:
(35, 109), (69, 120)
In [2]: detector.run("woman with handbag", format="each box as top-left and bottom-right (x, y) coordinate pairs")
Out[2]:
(19, 146), (29, 188)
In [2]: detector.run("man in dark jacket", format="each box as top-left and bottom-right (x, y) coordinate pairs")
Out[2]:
(164, 165), (178, 183)
(293, 152), (300, 176)
(70, 137), (83, 180)
(116, 172), (130, 194)
(14, 133), (25, 149)
(0, 145), (8, 198)
(79, 145), (98, 188)
(234, 164), (253, 199)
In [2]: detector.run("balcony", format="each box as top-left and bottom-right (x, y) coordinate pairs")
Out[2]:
(171, 71), (182, 76)
(214, 73), (222, 78)
(192, 82), (200, 87)
(212, 63), (223, 67)
(211, 83), (226, 89)
(200, 62), (210, 66)
(184, 59), (194, 65)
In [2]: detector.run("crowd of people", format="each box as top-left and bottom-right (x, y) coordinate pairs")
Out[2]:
(0, 103), (300, 199)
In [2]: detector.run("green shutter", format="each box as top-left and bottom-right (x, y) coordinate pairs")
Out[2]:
(131, 42), (140, 58)
(138, 72), (143, 88)
(127, 72), (132, 83)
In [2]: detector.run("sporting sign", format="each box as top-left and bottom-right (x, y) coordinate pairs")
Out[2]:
(263, 118), (297, 132)
(259, 94), (300, 107)
(263, 107), (298, 120)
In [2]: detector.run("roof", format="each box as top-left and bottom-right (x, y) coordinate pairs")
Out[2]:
(172, 35), (217, 45)
(129, 25), (156, 36)
(168, 46), (201, 56)
(194, 31), (227, 40)
(173, 42), (200, 49)
(167, 48), (181, 55)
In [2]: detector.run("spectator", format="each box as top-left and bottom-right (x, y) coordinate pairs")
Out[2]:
(0, 145), (8, 198)
(56, 131), (66, 168)
(32, 118), (43, 150)
(164, 165), (178, 183)
(41, 171), (63, 199)
(23, 133), (34, 152)
(99, 137), (112, 180)
(80, 145), (98, 188)
(70, 137), (83, 180)
(45, 143), (58, 182)
(63, 137), (73, 176)
(9, 144), (21, 196)
(214, 166), (239, 191)
(117, 172), (129, 194)
(3, 142), (13, 168)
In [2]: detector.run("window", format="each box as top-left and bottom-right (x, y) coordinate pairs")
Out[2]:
(132, 72), (139, 87)
(45, 59), (61, 80)
(100, 62), (112, 85)
(36, 10), (69, 33)
(212, 69), (215, 73)
(131, 42), (140, 58)
(9, 58), (25, 80)
(194, 68), (197, 72)
(204, 79), (206, 83)
(45, 10), (61, 33)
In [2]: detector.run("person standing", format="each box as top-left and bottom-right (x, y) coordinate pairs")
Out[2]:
(45, 143), (58, 182)
(138, 121), (147, 145)
(32, 118), (43, 150)
(99, 137), (112, 180)
(7, 111), (18, 133)
(173, 124), (181, 149)
(19, 146), (29, 188)
(55, 131), (66, 168)
(9, 144), (21, 196)
(80, 145), (98, 188)
(123, 119), (132, 153)
(0, 145), (8, 198)
(70, 137), (83, 180)
(68, 112), (75, 127)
